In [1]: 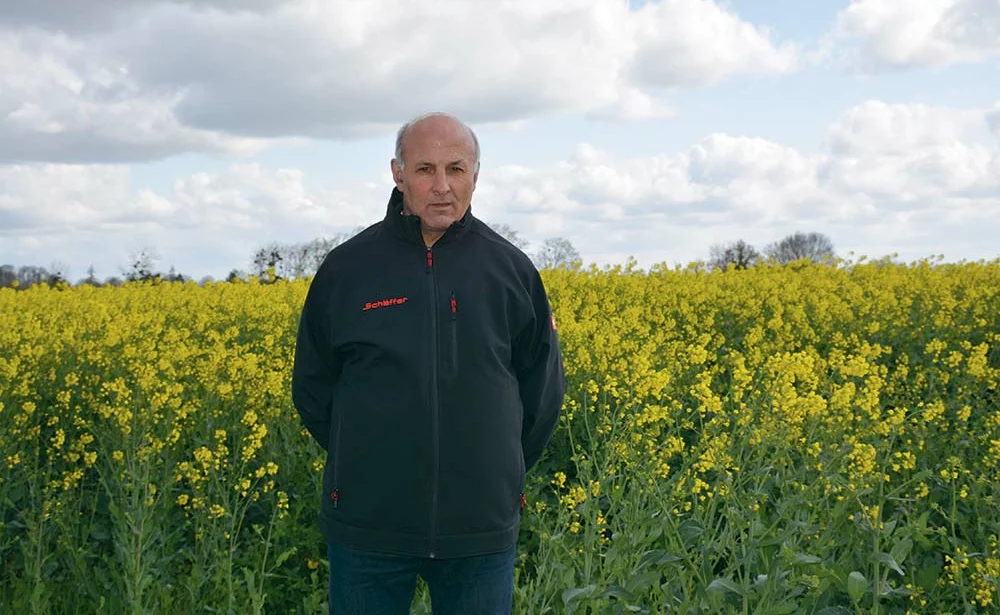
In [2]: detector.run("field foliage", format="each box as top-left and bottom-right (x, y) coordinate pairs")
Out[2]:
(1, 257), (999, 614)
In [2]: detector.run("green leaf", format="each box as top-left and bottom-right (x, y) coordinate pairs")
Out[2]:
(889, 583), (914, 597)
(637, 549), (682, 570)
(648, 524), (664, 543)
(769, 601), (799, 615)
(890, 538), (913, 566)
(274, 546), (297, 568)
(598, 584), (636, 602)
(789, 552), (822, 566)
(878, 552), (905, 577)
(847, 571), (866, 602)
(637, 549), (664, 569)
(882, 519), (897, 537)
(815, 607), (853, 615)
(562, 584), (597, 606)
(916, 560), (942, 592)
(626, 570), (662, 594)
(706, 578), (743, 596)
(915, 510), (930, 531)
(678, 519), (704, 545)
(90, 521), (111, 542)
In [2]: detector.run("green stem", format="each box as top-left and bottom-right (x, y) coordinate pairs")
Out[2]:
(255, 514), (275, 615)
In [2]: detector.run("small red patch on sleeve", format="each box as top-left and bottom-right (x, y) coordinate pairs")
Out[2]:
(550, 313), (557, 331)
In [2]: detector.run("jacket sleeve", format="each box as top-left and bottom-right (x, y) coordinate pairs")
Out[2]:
(291, 266), (340, 451)
(513, 269), (566, 472)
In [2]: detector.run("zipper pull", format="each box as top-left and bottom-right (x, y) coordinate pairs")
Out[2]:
(450, 291), (457, 320)
(426, 249), (433, 272)
(331, 488), (340, 508)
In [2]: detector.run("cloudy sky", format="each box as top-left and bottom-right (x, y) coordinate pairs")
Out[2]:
(2, 0), (999, 281)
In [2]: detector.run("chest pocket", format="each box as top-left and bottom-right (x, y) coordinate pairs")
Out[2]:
(336, 281), (422, 361)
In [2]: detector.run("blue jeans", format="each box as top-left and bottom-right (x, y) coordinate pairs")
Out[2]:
(327, 542), (516, 615)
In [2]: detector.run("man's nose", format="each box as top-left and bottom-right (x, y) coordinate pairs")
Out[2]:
(432, 170), (450, 194)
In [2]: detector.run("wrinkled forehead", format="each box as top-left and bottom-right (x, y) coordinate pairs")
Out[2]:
(403, 119), (477, 161)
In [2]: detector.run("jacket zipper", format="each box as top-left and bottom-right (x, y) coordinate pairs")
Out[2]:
(426, 247), (440, 558)
(331, 412), (343, 508)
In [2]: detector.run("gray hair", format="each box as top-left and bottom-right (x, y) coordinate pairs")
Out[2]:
(394, 112), (480, 171)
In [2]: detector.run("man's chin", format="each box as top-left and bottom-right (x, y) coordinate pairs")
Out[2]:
(423, 216), (457, 232)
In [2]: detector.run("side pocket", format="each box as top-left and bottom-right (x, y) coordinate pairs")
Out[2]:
(331, 412), (343, 508)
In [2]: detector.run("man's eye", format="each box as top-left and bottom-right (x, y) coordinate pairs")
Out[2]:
(449, 167), (464, 173)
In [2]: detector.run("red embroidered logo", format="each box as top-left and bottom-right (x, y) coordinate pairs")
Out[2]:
(363, 297), (409, 311)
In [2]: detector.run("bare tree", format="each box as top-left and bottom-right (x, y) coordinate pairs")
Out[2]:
(282, 233), (352, 279)
(164, 266), (187, 283)
(764, 232), (836, 265)
(78, 265), (102, 287)
(486, 222), (530, 251)
(0, 265), (16, 288)
(16, 265), (49, 289)
(252, 243), (284, 280)
(708, 240), (761, 271)
(251, 228), (364, 281)
(48, 261), (70, 286)
(533, 237), (581, 270)
(124, 248), (160, 282)
(281, 242), (312, 279)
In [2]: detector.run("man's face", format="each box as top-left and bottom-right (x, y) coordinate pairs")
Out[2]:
(391, 116), (479, 243)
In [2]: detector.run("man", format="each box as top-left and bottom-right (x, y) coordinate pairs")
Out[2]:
(291, 112), (566, 614)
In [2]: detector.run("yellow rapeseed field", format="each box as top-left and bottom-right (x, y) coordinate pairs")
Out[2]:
(1, 257), (998, 614)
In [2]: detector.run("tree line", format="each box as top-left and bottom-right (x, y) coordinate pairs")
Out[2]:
(1, 228), (834, 290)
(707, 232), (836, 271)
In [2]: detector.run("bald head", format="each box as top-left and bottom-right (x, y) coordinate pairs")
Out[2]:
(394, 112), (480, 172)
(390, 112), (481, 247)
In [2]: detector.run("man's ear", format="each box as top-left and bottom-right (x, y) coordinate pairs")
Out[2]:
(391, 159), (404, 189)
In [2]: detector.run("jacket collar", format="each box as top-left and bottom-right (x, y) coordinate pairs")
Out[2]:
(383, 187), (474, 247)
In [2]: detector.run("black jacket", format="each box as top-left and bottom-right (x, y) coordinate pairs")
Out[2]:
(292, 188), (565, 559)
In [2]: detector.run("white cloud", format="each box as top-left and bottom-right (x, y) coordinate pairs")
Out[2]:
(825, 100), (987, 155)
(3, 100), (999, 278)
(0, 162), (382, 279)
(0, 0), (282, 33)
(0, 164), (132, 229)
(629, 0), (798, 85)
(475, 101), (1000, 267)
(822, 100), (1000, 201)
(0, 31), (269, 163)
(475, 135), (830, 255)
(586, 88), (677, 123)
(988, 104), (1000, 138)
(1, 0), (798, 163)
(834, 0), (1000, 69)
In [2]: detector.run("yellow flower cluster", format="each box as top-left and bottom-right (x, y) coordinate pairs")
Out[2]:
(0, 278), (301, 536)
(533, 257), (1000, 609)
(2, 257), (998, 613)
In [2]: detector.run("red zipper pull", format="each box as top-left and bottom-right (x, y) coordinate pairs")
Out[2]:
(426, 249), (433, 269)
(450, 292), (457, 317)
(331, 488), (340, 508)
